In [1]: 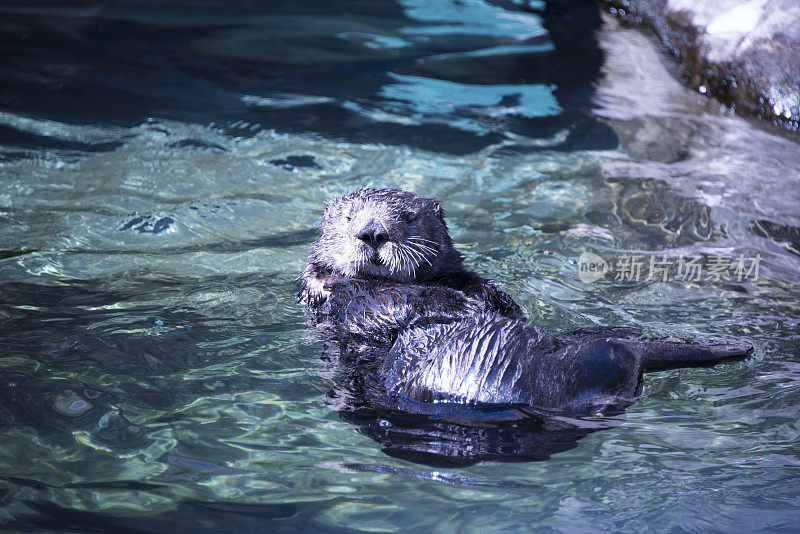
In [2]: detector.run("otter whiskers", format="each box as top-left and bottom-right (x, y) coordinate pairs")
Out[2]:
(404, 241), (433, 267)
(388, 241), (418, 275)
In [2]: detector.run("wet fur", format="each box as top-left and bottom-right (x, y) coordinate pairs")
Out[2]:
(299, 188), (752, 417)
(300, 188), (464, 306)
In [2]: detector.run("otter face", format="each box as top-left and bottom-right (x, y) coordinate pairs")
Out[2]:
(312, 188), (458, 282)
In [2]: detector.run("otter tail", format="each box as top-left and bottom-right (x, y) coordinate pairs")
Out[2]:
(640, 338), (753, 372)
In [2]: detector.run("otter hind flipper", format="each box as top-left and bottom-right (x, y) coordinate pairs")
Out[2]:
(639, 338), (753, 372)
(558, 328), (753, 372)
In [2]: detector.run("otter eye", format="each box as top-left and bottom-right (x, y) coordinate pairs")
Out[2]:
(400, 211), (416, 223)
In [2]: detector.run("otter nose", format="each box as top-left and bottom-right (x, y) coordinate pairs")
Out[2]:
(355, 219), (389, 248)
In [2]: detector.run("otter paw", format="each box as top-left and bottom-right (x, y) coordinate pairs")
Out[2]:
(300, 275), (345, 307)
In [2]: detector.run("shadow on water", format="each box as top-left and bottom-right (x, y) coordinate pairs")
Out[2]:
(332, 397), (621, 467)
(0, 0), (615, 154)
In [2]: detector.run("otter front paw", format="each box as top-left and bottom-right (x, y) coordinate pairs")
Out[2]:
(299, 275), (342, 307)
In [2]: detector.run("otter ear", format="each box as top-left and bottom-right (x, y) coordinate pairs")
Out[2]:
(432, 200), (444, 219)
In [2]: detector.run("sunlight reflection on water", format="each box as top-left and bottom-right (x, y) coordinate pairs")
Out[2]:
(0, 1), (799, 532)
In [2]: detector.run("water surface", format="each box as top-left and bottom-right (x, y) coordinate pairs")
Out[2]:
(1, 1), (799, 532)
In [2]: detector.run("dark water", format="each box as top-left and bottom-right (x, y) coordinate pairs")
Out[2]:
(1, 1), (799, 532)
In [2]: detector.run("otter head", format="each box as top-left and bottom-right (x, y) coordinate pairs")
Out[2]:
(311, 188), (462, 283)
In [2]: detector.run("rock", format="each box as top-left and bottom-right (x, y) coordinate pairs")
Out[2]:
(602, 0), (800, 132)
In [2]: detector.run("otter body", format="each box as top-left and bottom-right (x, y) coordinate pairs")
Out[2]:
(300, 189), (752, 418)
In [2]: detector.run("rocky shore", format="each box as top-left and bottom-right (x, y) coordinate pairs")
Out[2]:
(601, 0), (800, 132)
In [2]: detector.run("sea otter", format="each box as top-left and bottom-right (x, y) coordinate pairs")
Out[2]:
(298, 189), (752, 461)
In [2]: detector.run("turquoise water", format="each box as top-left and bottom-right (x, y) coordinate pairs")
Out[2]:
(1, 1), (799, 532)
